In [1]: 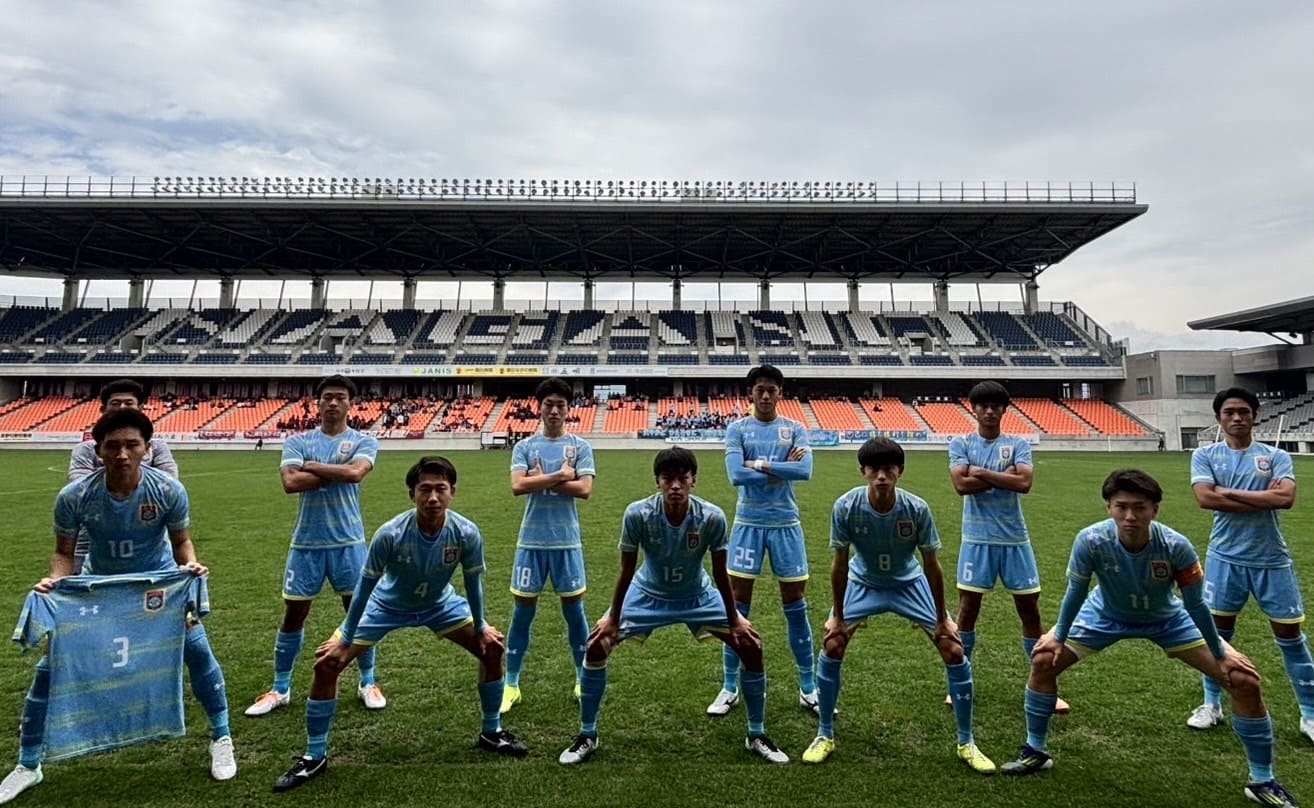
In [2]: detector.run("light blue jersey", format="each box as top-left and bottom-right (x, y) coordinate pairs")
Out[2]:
(620, 493), (729, 600)
(281, 427), (379, 549)
(947, 432), (1032, 544)
(1191, 441), (1295, 568)
(724, 415), (813, 528)
(53, 467), (187, 575)
(1067, 519), (1203, 624)
(511, 433), (596, 549)
(830, 487), (941, 589)
(12, 570), (208, 761)
(364, 509), (486, 613)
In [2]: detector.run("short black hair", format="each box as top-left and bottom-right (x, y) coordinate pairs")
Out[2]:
(406, 455), (458, 492)
(92, 408), (154, 445)
(316, 374), (357, 399)
(1101, 469), (1163, 504)
(746, 365), (785, 388)
(857, 436), (905, 471)
(968, 380), (1010, 408)
(653, 447), (698, 479)
(1212, 387), (1260, 417)
(99, 378), (145, 409)
(534, 377), (573, 403)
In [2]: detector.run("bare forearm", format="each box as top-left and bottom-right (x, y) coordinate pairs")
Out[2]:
(283, 470), (324, 493)
(1195, 490), (1258, 512)
(512, 472), (570, 496)
(171, 537), (198, 566)
(48, 551), (74, 579)
(303, 462), (367, 483)
(924, 563), (949, 622)
(553, 479), (593, 499)
(1222, 488), (1293, 510)
(712, 565), (739, 624)
(972, 468), (1029, 493)
(829, 557), (848, 622)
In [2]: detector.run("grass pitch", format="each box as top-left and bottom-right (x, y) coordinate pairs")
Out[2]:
(1, 447), (1312, 807)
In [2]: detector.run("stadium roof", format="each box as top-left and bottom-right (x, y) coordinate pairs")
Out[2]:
(1187, 295), (1314, 337)
(0, 176), (1146, 284)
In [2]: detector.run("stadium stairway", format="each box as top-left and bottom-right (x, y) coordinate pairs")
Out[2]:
(798, 400), (821, 429)
(259, 400), (304, 430)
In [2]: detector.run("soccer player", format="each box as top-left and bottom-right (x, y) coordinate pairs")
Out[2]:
(273, 456), (526, 792)
(801, 438), (995, 773)
(1186, 387), (1314, 742)
(708, 365), (819, 717)
(500, 378), (595, 713)
(67, 378), (178, 574)
(947, 381), (1068, 713)
(1000, 469), (1297, 807)
(245, 375), (383, 717)
(0, 409), (234, 805)
(558, 447), (788, 765)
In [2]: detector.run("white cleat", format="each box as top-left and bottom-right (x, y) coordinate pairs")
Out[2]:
(358, 684), (387, 710)
(1186, 703), (1224, 730)
(244, 689), (290, 717)
(1300, 717), (1314, 745)
(558, 733), (599, 765)
(746, 734), (790, 764)
(799, 689), (836, 717)
(0, 765), (42, 805)
(209, 736), (237, 781)
(706, 688), (740, 716)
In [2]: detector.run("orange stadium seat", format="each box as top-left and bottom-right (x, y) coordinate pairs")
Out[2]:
(810, 398), (867, 431)
(776, 399), (808, 424)
(0, 397), (31, 419)
(34, 399), (103, 433)
(207, 398), (290, 432)
(603, 401), (647, 433)
(958, 398), (1032, 435)
(915, 401), (975, 435)
(1063, 399), (1149, 436)
(707, 397), (750, 418)
(493, 397), (537, 434)
(153, 399), (232, 433)
(439, 396), (495, 432)
(568, 402), (597, 434)
(861, 398), (923, 432)
(1, 396), (80, 432)
(1009, 397), (1091, 436)
(657, 396), (701, 418)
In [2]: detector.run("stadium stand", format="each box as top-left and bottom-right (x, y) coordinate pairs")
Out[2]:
(207, 398), (291, 432)
(810, 397), (868, 430)
(603, 398), (647, 433)
(861, 398), (925, 433)
(1063, 398), (1151, 436)
(154, 399), (231, 433)
(35, 399), (104, 433)
(975, 311), (1040, 350)
(915, 400), (975, 434)
(438, 396), (495, 432)
(1010, 397), (1092, 436)
(657, 396), (701, 418)
(0, 396), (77, 431)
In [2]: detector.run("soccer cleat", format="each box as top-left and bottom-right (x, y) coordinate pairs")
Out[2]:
(244, 689), (290, 717)
(801, 735), (835, 764)
(1245, 780), (1299, 807)
(1054, 696), (1071, 715)
(745, 734), (790, 764)
(799, 689), (835, 717)
(1299, 717), (1314, 745)
(499, 684), (522, 714)
(706, 688), (740, 716)
(358, 684), (387, 710)
(1000, 744), (1053, 776)
(1186, 703), (1224, 730)
(0, 765), (42, 804)
(209, 736), (237, 781)
(944, 693), (953, 709)
(272, 755), (327, 792)
(478, 729), (529, 758)
(956, 742), (997, 775)
(573, 682), (582, 702)
(558, 733), (598, 765)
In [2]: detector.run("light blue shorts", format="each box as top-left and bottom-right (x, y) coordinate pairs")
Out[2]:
(283, 544), (367, 600)
(510, 547), (587, 597)
(613, 584), (729, 642)
(956, 542), (1040, 595)
(840, 576), (939, 633)
(1064, 602), (1205, 659)
(727, 524), (809, 582)
(1205, 556), (1305, 623)
(338, 595), (473, 646)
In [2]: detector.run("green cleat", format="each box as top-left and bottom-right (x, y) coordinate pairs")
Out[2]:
(499, 684), (521, 714)
(801, 735), (835, 764)
(957, 742), (997, 775)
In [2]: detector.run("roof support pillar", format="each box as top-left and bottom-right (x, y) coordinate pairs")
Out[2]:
(311, 277), (328, 310)
(402, 277), (417, 309)
(128, 277), (146, 308)
(758, 279), (770, 310)
(1303, 331), (1313, 346)
(1023, 280), (1039, 315)
(847, 279), (859, 313)
(671, 278), (682, 310)
(492, 278), (506, 310)
(219, 277), (236, 309)
(583, 279), (594, 310)
(61, 277), (80, 312)
(933, 280), (950, 313)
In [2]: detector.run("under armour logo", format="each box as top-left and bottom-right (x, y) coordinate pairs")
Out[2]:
(1298, 680), (1314, 688)
(955, 693), (971, 701)
(79, 605), (99, 616)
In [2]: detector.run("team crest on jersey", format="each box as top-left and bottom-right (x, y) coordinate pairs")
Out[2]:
(564, 445), (578, 460)
(337, 441), (354, 456)
(144, 588), (166, 612)
(999, 445), (1013, 463)
(778, 427), (793, 442)
(138, 503), (158, 523)
(1255, 456), (1272, 475)
(1150, 560), (1171, 581)
(896, 520), (916, 541)
(443, 546), (460, 565)
(687, 531), (701, 551)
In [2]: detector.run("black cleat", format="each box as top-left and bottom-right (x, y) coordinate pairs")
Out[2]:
(273, 755), (328, 792)
(478, 729), (529, 758)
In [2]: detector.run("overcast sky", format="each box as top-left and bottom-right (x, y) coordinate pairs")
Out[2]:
(2, 1), (1310, 352)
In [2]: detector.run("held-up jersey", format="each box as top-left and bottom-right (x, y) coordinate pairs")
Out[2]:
(830, 487), (941, 589)
(619, 494), (729, 600)
(1067, 519), (1204, 624)
(364, 509), (486, 613)
(511, 433), (596, 549)
(11, 570), (208, 761)
(281, 428), (379, 548)
(53, 467), (187, 575)
(724, 415), (812, 528)
(69, 438), (178, 481)
(1190, 441), (1295, 568)
(947, 432), (1032, 544)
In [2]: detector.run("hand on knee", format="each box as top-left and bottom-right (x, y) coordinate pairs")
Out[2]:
(823, 633), (848, 660)
(1224, 669), (1262, 703)
(937, 635), (965, 666)
(584, 635), (614, 666)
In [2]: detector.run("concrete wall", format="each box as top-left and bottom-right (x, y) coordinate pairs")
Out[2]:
(1115, 350), (1243, 450)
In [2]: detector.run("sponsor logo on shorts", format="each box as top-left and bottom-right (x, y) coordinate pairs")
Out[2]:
(145, 589), (166, 612)
(687, 531), (701, 551)
(443, 546), (460, 565)
(1255, 455), (1272, 475)
(139, 503), (158, 523)
(778, 427), (792, 442)
(1150, 560), (1171, 581)
(897, 520), (915, 541)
